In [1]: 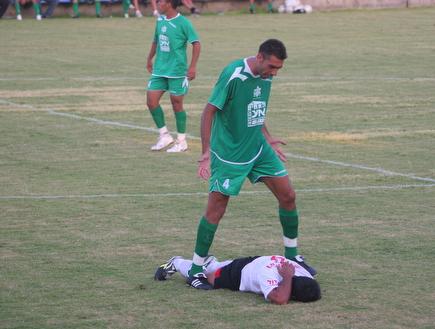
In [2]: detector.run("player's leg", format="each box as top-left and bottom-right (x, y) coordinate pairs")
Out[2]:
(131, 0), (142, 17)
(262, 175), (298, 257)
(32, 0), (41, 20)
(181, 0), (198, 14)
(187, 192), (229, 290)
(14, 0), (22, 20)
(188, 157), (248, 288)
(249, 144), (316, 275)
(267, 0), (273, 12)
(122, 0), (130, 17)
(173, 255), (222, 278)
(189, 192), (229, 276)
(95, 0), (101, 17)
(249, 0), (255, 13)
(151, 0), (159, 16)
(262, 175), (317, 275)
(147, 77), (174, 150)
(72, 0), (79, 17)
(167, 77), (189, 153)
(42, 0), (58, 18)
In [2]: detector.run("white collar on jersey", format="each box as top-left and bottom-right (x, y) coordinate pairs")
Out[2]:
(162, 13), (180, 21)
(243, 57), (259, 78)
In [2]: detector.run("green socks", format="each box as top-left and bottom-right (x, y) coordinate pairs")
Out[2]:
(279, 208), (299, 258)
(267, 2), (273, 12)
(190, 217), (218, 275)
(15, 1), (21, 15)
(95, 1), (101, 16)
(150, 107), (187, 134)
(73, 2), (79, 16)
(174, 111), (187, 134)
(33, 2), (41, 15)
(122, 0), (130, 15)
(150, 106), (166, 129)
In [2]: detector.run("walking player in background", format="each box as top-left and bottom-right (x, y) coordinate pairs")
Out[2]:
(146, 0), (200, 152)
(186, 39), (316, 289)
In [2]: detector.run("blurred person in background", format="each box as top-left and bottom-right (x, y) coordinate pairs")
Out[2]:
(13, 0), (41, 20)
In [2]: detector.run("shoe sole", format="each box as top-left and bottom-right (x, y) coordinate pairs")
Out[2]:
(166, 148), (188, 153)
(151, 141), (174, 151)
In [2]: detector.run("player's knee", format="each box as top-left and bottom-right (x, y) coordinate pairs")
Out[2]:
(205, 208), (225, 224)
(170, 98), (183, 110)
(146, 98), (158, 110)
(279, 190), (296, 208)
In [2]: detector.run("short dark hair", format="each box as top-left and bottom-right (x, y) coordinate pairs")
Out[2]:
(258, 39), (288, 60)
(169, 0), (181, 9)
(290, 277), (321, 303)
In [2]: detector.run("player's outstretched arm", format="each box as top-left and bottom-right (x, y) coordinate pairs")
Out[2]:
(267, 262), (295, 305)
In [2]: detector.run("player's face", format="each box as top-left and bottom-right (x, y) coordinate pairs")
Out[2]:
(256, 54), (284, 78)
(157, 0), (171, 14)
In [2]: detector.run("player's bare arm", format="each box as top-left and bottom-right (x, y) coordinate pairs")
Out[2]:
(267, 262), (295, 305)
(187, 41), (201, 80)
(197, 103), (218, 180)
(262, 124), (287, 162)
(146, 42), (157, 73)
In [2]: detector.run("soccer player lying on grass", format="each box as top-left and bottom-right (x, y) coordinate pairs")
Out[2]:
(154, 255), (321, 304)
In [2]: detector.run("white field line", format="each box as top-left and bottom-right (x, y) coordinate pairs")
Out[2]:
(2, 99), (435, 184)
(1, 76), (435, 82)
(1, 184), (435, 200)
(285, 152), (435, 183)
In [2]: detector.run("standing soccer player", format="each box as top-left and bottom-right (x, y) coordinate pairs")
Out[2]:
(146, 0), (200, 152)
(187, 39), (316, 289)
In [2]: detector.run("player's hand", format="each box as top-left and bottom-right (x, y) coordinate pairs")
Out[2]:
(277, 261), (295, 279)
(187, 66), (196, 80)
(197, 152), (210, 180)
(146, 61), (153, 74)
(269, 138), (287, 162)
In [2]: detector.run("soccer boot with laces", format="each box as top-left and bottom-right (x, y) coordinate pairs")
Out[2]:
(154, 256), (181, 281)
(151, 133), (174, 151)
(166, 140), (188, 153)
(290, 255), (317, 276)
(187, 272), (213, 290)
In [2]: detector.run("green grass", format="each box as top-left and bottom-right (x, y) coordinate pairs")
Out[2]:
(1, 8), (435, 329)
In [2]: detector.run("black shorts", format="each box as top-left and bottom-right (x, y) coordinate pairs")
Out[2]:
(213, 256), (260, 291)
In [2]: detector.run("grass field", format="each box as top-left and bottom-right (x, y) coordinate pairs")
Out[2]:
(1, 8), (435, 329)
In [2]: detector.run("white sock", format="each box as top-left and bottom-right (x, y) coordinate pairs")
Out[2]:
(177, 133), (186, 142)
(173, 259), (192, 278)
(159, 126), (169, 136)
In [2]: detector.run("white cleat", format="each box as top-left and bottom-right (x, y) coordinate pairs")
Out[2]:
(166, 140), (188, 153)
(36, 14), (42, 20)
(17, 14), (22, 20)
(135, 10), (143, 17)
(124, 13), (129, 18)
(151, 134), (174, 151)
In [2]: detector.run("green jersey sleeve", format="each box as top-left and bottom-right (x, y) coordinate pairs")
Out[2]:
(208, 66), (235, 110)
(184, 19), (199, 44)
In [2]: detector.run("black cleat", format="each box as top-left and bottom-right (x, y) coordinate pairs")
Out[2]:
(291, 255), (317, 276)
(154, 256), (180, 281)
(187, 272), (213, 290)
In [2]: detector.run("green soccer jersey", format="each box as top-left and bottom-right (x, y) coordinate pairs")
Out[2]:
(208, 58), (273, 164)
(152, 14), (199, 78)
